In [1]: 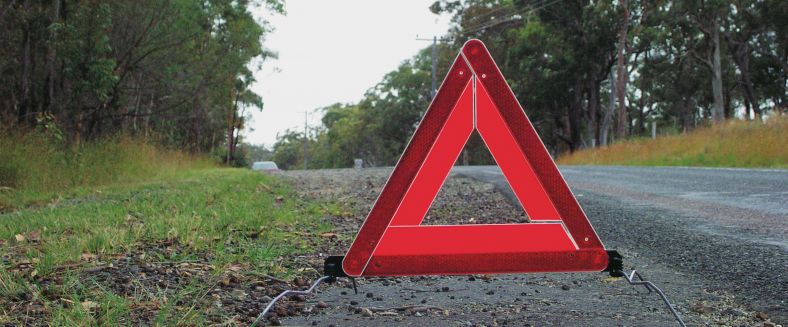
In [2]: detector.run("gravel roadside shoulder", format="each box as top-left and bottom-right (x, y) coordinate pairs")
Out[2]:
(273, 168), (769, 327)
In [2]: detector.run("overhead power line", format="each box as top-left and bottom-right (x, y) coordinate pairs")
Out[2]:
(460, 0), (562, 36)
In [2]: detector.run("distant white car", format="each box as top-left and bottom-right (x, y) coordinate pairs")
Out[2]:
(251, 161), (279, 172)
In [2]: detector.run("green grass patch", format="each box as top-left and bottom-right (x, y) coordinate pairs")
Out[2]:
(558, 116), (788, 168)
(1, 168), (331, 275)
(0, 168), (335, 325)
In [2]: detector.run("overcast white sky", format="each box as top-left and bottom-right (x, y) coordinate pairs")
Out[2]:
(247, 1), (452, 147)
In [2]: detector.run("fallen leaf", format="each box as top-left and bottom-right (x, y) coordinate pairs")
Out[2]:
(81, 253), (97, 261)
(14, 234), (25, 242)
(319, 232), (337, 238)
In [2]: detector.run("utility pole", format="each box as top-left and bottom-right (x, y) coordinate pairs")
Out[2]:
(431, 36), (437, 97)
(303, 111), (308, 170)
(416, 36), (452, 98)
(651, 121), (657, 139)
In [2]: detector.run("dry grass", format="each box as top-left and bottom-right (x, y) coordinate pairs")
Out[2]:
(558, 116), (788, 168)
(0, 132), (216, 209)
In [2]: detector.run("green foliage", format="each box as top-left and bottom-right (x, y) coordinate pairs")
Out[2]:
(274, 0), (785, 168)
(0, 0), (283, 153)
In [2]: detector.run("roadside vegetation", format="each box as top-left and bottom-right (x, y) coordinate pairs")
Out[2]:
(0, 132), (215, 211)
(557, 117), (788, 168)
(0, 162), (337, 324)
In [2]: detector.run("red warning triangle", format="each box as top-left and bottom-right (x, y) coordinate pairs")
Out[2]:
(342, 40), (608, 277)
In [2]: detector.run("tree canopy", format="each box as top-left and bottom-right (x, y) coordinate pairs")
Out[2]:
(1, 0), (282, 164)
(272, 0), (786, 169)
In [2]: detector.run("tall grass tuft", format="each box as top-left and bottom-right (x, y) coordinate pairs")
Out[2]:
(558, 116), (788, 168)
(0, 132), (216, 209)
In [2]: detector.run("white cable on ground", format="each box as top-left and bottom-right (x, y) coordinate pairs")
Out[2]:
(623, 270), (687, 327)
(251, 276), (331, 327)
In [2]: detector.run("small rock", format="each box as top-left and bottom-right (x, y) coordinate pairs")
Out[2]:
(421, 299), (427, 304)
(692, 302), (712, 314)
(26, 303), (45, 313)
(293, 295), (306, 302)
(361, 308), (373, 317)
(414, 311), (424, 317)
(721, 307), (745, 317)
(762, 322), (775, 327)
(293, 277), (308, 287)
(231, 289), (247, 300)
(268, 317), (281, 326)
(442, 286), (450, 292)
(316, 301), (328, 309)
(486, 290), (495, 295)
(468, 276), (476, 281)
(366, 292), (374, 298)
(561, 285), (570, 291)
(350, 300), (359, 305)
(755, 312), (769, 321)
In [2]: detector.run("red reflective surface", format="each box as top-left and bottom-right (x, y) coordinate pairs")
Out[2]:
(342, 39), (608, 277)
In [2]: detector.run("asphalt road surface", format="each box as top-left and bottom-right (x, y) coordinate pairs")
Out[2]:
(455, 165), (788, 322)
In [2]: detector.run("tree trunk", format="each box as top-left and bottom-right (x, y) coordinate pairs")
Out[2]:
(226, 87), (238, 165)
(567, 79), (584, 152)
(586, 78), (600, 147)
(680, 97), (695, 133)
(615, 0), (629, 139)
(710, 19), (725, 124)
(19, 10), (32, 123)
(600, 69), (615, 146)
(45, 0), (60, 113)
(728, 42), (761, 120)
